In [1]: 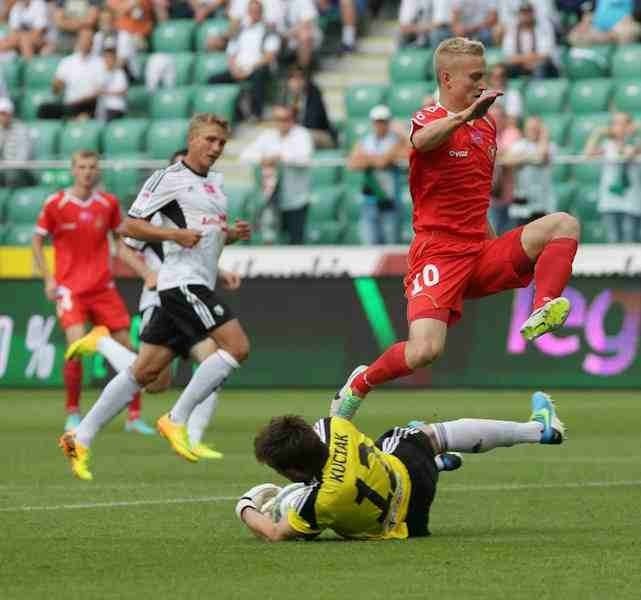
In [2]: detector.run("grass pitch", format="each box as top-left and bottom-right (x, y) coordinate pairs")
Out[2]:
(1, 388), (640, 600)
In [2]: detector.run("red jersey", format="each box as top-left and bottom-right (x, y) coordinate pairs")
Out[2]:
(409, 104), (497, 240)
(35, 189), (122, 295)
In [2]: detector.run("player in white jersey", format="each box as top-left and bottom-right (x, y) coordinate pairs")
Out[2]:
(59, 114), (252, 480)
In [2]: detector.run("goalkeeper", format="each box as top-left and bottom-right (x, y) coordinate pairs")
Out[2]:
(235, 391), (565, 541)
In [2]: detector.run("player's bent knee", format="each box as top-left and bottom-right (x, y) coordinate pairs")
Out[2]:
(553, 212), (580, 240)
(130, 362), (164, 387)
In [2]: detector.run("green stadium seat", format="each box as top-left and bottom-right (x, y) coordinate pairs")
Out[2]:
(7, 187), (52, 223)
(224, 183), (252, 221)
(1, 58), (22, 93)
(569, 112), (610, 151)
(24, 55), (61, 89)
(193, 53), (229, 83)
(564, 46), (612, 79)
(127, 85), (149, 117)
(150, 87), (192, 119)
(38, 169), (72, 188)
(555, 181), (576, 213)
(581, 220), (609, 243)
(551, 162), (571, 184)
(102, 162), (144, 207)
(568, 79), (613, 114)
(389, 48), (432, 82)
(388, 82), (432, 119)
(152, 20), (196, 52)
(3, 224), (36, 245)
(192, 85), (239, 123)
(613, 80), (641, 112)
(611, 44), (641, 79)
(28, 121), (62, 159)
(572, 186), (599, 222)
(195, 18), (229, 50)
(308, 185), (343, 222)
(344, 84), (387, 119)
(0, 223), (6, 244)
(0, 188), (10, 222)
(341, 188), (361, 221)
(102, 119), (149, 156)
(524, 79), (569, 115)
(341, 223), (361, 244)
(541, 113), (572, 147)
(343, 119), (370, 150)
(146, 119), (189, 159)
(20, 90), (56, 120)
(172, 52), (195, 85)
(305, 221), (342, 244)
(310, 150), (344, 186)
(59, 120), (103, 157)
(572, 162), (601, 185)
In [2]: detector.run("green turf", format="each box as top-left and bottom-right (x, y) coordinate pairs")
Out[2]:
(1, 389), (641, 600)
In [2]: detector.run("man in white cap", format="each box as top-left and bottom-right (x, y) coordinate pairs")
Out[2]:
(0, 97), (33, 186)
(347, 104), (407, 244)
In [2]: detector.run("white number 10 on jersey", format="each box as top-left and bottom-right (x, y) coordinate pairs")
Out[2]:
(411, 264), (440, 296)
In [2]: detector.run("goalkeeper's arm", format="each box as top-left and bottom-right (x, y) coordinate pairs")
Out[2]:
(238, 505), (299, 542)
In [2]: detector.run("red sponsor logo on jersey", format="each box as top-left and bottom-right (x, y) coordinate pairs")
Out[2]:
(201, 214), (225, 225)
(203, 182), (218, 195)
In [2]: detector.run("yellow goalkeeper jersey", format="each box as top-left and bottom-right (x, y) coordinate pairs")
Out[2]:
(286, 417), (412, 540)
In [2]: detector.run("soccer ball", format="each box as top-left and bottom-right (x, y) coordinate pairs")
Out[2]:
(261, 482), (308, 522)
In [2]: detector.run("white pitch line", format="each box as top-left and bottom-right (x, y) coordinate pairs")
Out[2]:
(1, 480), (641, 514)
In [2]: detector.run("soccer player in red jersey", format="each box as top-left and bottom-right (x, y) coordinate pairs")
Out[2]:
(331, 38), (580, 420)
(32, 150), (156, 434)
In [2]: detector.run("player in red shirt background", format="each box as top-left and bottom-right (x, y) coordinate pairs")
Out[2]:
(32, 150), (156, 434)
(331, 37), (580, 420)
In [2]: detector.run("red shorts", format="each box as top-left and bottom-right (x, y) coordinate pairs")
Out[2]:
(56, 284), (131, 332)
(404, 227), (534, 326)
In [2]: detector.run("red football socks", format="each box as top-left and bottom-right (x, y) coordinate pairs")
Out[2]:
(63, 359), (82, 414)
(352, 342), (414, 397)
(128, 392), (141, 421)
(533, 237), (578, 310)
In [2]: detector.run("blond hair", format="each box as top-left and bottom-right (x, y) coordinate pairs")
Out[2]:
(433, 37), (485, 85)
(187, 113), (230, 140)
(71, 149), (99, 166)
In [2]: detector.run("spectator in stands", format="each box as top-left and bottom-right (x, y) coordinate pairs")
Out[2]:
(0, 0), (54, 58)
(502, 116), (555, 227)
(0, 96), (33, 186)
(107, 0), (157, 53)
(207, 0), (283, 51)
(315, 0), (359, 53)
(97, 39), (128, 121)
(488, 63), (522, 126)
(428, 1), (455, 48)
(451, 0), (497, 47)
(494, 0), (558, 44)
(280, 64), (336, 148)
(209, 0), (281, 120)
(488, 103), (521, 234)
(280, 0), (322, 69)
(502, 2), (559, 78)
(347, 105), (406, 245)
(585, 112), (641, 243)
(398, 0), (433, 48)
(569, 0), (641, 46)
(38, 28), (105, 119)
(53, 0), (100, 53)
(155, 0), (225, 21)
(240, 104), (314, 244)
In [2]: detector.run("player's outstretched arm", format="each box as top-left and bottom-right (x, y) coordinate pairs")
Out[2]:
(238, 506), (300, 542)
(114, 238), (154, 281)
(119, 217), (202, 248)
(225, 219), (251, 244)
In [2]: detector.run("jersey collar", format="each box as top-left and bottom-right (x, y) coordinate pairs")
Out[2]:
(181, 159), (209, 178)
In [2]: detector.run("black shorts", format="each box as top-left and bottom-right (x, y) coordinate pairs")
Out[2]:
(139, 285), (234, 358)
(375, 426), (439, 538)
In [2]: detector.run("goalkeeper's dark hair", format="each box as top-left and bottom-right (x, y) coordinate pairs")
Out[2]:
(254, 415), (328, 480)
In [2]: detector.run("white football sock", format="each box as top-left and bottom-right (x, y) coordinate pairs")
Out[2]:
(342, 25), (356, 46)
(187, 392), (219, 446)
(430, 419), (543, 454)
(75, 370), (142, 447)
(97, 336), (137, 372)
(170, 350), (238, 424)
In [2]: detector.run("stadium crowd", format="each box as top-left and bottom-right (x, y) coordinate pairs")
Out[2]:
(0, 0), (640, 245)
